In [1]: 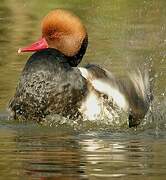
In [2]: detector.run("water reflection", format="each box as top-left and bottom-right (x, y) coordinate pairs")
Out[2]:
(79, 134), (166, 179)
(1, 126), (165, 180)
(13, 128), (87, 180)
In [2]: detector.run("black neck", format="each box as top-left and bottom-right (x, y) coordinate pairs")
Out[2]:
(65, 34), (88, 67)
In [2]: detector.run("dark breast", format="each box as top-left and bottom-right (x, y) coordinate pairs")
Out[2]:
(9, 48), (87, 121)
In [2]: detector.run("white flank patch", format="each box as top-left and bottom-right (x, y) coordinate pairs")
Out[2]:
(79, 91), (102, 120)
(92, 80), (129, 111)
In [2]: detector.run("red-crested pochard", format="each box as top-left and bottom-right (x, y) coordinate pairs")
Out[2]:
(9, 9), (153, 127)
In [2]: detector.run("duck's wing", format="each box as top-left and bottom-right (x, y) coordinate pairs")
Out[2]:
(79, 64), (153, 127)
(78, 64), (129, 111)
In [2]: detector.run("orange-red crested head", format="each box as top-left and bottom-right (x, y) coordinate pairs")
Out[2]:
(18, 9), (87, 57)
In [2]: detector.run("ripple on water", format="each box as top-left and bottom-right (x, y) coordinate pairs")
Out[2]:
(0, 103), (166, 180)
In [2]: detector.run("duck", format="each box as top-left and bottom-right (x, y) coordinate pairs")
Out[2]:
(9, 9), (153, 127)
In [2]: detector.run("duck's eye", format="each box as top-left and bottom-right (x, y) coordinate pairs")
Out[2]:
(47, 29), (56, 40)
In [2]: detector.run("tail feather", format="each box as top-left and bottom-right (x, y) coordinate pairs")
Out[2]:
(123, 66), (153, 127)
